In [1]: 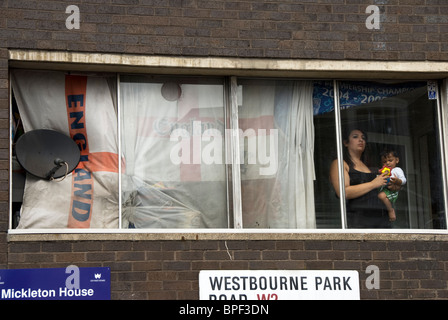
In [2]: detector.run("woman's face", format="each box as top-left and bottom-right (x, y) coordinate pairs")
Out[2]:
(344, 129), (366, 154)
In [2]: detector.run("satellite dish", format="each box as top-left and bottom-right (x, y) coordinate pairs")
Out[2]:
(15, 129), (80, 180)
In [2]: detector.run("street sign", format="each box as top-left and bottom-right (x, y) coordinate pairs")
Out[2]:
(0, 266), (110, 300)
(200, 270), (360, 300)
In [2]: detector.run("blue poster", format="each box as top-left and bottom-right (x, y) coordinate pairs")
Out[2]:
(0, 266), (110, 300)
(313, 81), (426, 115)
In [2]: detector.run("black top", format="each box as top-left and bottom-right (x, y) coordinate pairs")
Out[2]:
(346, 167), (389, 228)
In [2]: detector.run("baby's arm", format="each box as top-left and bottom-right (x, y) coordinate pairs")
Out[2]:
(389, 167), (406, 189)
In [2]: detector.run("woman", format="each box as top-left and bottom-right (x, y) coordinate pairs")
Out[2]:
(329, 127), (390, 228)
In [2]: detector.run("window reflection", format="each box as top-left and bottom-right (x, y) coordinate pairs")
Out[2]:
(313, 81), (341, 228)
(333, 81), (446, 229)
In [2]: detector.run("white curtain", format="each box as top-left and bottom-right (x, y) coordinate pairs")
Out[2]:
(120, 78), (228, 228)
(12, 72), (315, 230)
(291, 81), (316, 228)
(240, 80), (316, 228)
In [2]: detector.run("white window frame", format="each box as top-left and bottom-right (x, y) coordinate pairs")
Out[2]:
(7, 49), (448, 238)
(332, 79), (448, 230)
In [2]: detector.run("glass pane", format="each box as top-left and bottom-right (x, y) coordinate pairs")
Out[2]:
(11, 70), (119, 229)
(238, 79), (330, 228)
(313, 81), (342, 228)
(335, 81), (446, 229)
(120, 75), (228, 228)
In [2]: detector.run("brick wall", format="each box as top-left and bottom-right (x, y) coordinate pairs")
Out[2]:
(1, 0), (448, 60)
(2, 1), (448, 300)
(5, 238), (448, 300)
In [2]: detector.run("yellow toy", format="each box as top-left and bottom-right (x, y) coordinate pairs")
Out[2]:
(379, 165), (391, 183)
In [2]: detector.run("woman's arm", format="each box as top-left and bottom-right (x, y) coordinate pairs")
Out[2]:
(330, 159), (388, 199)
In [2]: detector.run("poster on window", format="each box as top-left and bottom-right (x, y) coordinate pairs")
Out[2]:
(312, 81), (426, 115)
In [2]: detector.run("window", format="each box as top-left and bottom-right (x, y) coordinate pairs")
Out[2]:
(237, 79), (316, 228)
(11, 70), (119, 229)
(119, 75), (228, 228)
(10, 69), (448, 231)
(314, 80), (446, 229)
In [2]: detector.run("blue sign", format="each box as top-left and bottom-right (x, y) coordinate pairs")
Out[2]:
(0, 266), (110, 300)
(427, 81), (438, 100)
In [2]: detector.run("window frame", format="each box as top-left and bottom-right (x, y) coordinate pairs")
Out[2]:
(7, 50), (448, 237)
(331, 79), (448, 230)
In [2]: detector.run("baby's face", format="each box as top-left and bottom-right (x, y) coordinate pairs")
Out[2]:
(382, 154), (399, 169)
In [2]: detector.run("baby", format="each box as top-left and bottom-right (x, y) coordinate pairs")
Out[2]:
(378, 150), (407, 222)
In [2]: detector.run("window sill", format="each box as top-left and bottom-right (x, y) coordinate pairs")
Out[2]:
(7, 229), (448, 242)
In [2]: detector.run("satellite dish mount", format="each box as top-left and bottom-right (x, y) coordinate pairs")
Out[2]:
(15, 129), (81, 181)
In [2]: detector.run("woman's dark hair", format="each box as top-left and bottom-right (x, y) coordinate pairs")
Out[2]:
(342, 126), (368, 168)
